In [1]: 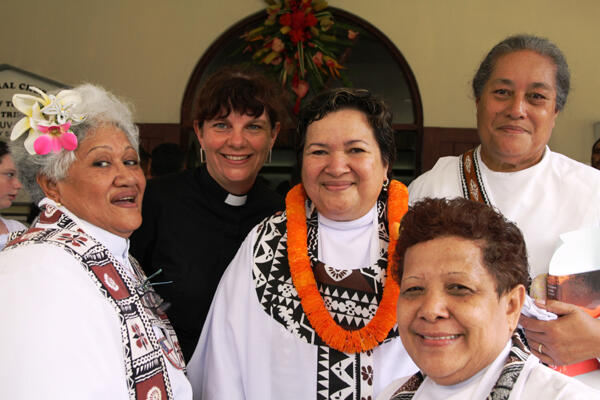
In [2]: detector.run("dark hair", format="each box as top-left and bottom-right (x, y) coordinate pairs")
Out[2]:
(296, 88), (395, 177)
(150, 142), (184, 177)
(0, 141), (9, 160)
(394, 197), (530, 297)
(195, 66), (287, 129)
(472, 34), (570, 112)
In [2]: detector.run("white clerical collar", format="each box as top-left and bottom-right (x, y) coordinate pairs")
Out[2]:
(39, 198), (131, 268)
(225, 193), (247, 206)
(318, 205), (376, 231)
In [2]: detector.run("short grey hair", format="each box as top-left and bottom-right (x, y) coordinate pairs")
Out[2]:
(472, 34), (570, 112)
(10, 83), (139, 203)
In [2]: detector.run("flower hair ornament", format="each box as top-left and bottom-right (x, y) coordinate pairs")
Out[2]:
(11, 86), (86, 155)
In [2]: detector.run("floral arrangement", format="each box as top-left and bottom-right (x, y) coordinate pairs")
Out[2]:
(242, 0), (358, 113)
(11, 87), (86, 155)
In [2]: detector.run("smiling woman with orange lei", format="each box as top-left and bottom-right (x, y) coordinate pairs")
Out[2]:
(187, 88), (418, 399)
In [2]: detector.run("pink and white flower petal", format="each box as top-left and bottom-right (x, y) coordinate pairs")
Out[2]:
(29, 87), (50, 104)
(10, 117), (31, 140)
(24, 131), (42, 155)
(58, 132), (78, 151)
(33, 135), (53, 155)
(12, 94), (41, 116)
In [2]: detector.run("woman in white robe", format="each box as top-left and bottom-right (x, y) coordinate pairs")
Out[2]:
(377, 198), (599, 399)
(0, 84), (192, 399)
(187, 88), (419, 399)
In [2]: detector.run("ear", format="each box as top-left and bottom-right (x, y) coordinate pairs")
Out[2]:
(270, 122), (281, 148)
(551, 109), (560, 130)
(504, 284), (526, 332)
(37, 174), (61, 203)
(193, 120), (204, 147)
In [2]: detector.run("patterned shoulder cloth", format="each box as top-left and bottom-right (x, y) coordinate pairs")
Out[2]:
(459, 147), (491, 205)
(389, 333), (531, 400)
(6, 204), (185, 400)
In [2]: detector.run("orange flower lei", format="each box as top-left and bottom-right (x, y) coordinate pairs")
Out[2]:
(285, 180), (408, 353)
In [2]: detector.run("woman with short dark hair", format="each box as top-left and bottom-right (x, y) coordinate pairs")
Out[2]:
(188, 88), (418, 399)
(378, 197), (599, 399)
(130, 66), (287, 361)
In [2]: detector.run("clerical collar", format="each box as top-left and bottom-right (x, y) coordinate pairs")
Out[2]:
(225, 193), (247, 206)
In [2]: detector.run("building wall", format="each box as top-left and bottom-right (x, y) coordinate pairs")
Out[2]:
(3, 0), (600, 163)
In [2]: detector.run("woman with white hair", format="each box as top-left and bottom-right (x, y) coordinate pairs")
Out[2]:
(0, 84), (192, 399)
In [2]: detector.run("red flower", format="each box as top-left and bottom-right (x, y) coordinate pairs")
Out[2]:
(305, 12), (318, 27)
(289, 29), (305, 44)
(291, 10), (306, 29)
(279, 13), (292, 26)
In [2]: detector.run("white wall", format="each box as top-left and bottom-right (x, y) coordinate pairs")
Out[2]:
(3, 0), (599, 163)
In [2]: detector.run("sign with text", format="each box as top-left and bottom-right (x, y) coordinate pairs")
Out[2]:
(0, 65), (66, 141)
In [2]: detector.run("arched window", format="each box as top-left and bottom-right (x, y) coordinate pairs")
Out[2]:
(181, 7), (423, 187)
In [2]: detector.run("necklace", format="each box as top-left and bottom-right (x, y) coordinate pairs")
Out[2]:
(286, 180), (408, 353)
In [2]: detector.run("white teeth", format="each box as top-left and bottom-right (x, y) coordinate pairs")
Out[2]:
(422, 335), (459, 340)
(225, 155), (248, 161)
(118, 196), (134, 202)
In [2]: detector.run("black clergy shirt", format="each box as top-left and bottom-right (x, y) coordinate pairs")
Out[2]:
(130, 165), (283, 361)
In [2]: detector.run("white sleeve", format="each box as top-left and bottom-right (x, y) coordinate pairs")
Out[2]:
(408, 156), (462, 204)
(187, 227), (258, 400)
(0, 244), (129, 400)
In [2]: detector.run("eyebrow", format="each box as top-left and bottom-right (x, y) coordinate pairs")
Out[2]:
(491, 78), (554, 91)
(401, 271), (470, 281)
(306, 139), (369, 148)
(87, 145), (135, 155)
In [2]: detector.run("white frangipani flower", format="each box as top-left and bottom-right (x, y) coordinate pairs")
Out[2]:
(41, 90), (86, 125)
(10, 86), (87, 155)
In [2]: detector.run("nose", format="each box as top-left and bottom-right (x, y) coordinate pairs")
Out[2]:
(324, 151), (350, 177)
(417, 289), (449, 322)
(13, 176), (22, 191)
(114, 163), (140, 187)
(505, 94), (527, 119)
(227, 126), (246, 148)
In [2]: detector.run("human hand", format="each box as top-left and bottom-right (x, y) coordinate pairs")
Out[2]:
(519, 299), (600, 365)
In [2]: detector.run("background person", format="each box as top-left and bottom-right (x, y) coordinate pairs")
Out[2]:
(0, 141), (25, 249)
(150, 142), (184, 177)
(377, 197), (599, 399)
(591, 137), (600, 170)
(187, 88), (418, 399)
(130, 66), (286, 361)
(407, 34), (600, 380)
(0, 84), (191, 399)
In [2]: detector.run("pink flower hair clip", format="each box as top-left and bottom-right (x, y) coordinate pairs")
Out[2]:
(11, 86), (86, 155)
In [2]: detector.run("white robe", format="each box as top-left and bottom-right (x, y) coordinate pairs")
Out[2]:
(408, 146), (600, 279)
(376, 341), (600, 399)
(187, 205), (418, 399)
(0, 199), (192, 400)
(408, 146), (600, 388)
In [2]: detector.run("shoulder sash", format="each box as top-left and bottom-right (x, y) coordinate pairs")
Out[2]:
(459, 147), (491, 205)
(6, 205), (182, 400)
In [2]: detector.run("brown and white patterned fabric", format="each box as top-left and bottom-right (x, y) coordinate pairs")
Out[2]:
(252, 186), (398, 400)
(6, 204), (184, 400)
(459, 148), (491, 205)
(388, 334), (531, 400)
